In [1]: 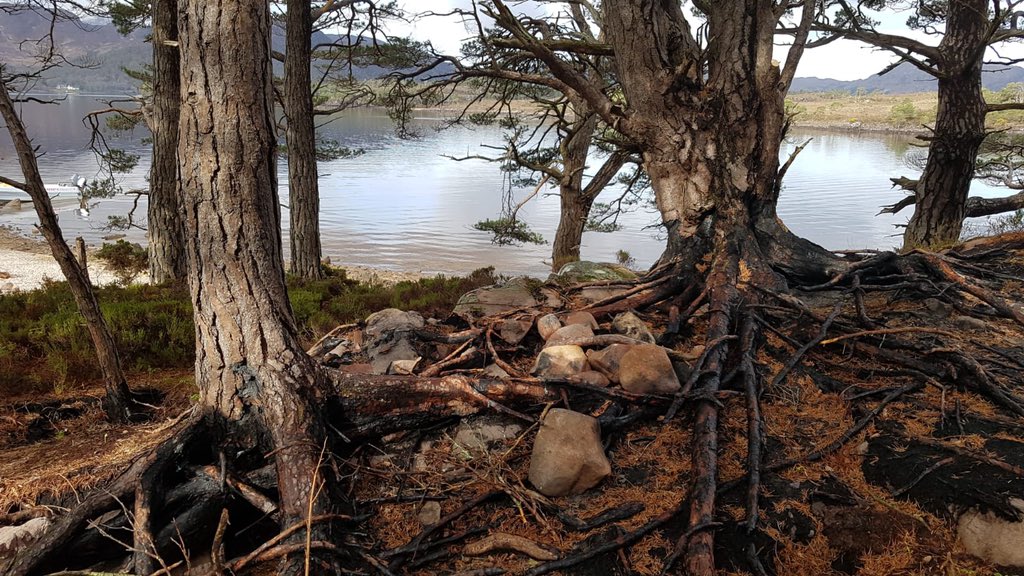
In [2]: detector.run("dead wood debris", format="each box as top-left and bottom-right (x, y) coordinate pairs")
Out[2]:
(3, 239), (1024, 575)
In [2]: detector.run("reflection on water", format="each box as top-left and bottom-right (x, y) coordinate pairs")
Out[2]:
(0, 99), (1010, 277)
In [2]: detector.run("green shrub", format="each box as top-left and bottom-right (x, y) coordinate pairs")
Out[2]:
(96, 240), (149, 286)
(0, 267), (499, 395)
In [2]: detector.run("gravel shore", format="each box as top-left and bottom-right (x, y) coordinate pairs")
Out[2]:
(0, 226), (427, 292)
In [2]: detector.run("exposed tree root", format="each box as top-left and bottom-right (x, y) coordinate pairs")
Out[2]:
(6, 235), (1024, 576)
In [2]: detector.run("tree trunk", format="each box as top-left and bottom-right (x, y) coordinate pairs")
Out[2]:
(0, 83), (134, 423)
(551, 191), (590, 272)
(147, 0), (186, 283)
(177, 0), (337, 568)
(902, 0), (988, 250)
(550, 113), (598, 272)
(285, 0), (324, 280)
(601, 3), (838, 573)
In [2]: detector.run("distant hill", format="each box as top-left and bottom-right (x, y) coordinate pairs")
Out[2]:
(0, 6), (149, 93)
(0, 7), (397, 94)
(791, 62), (1024, 94)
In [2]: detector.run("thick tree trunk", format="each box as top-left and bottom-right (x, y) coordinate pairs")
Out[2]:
(902, 0), (988, 250)
(177, 0), (337, 568)
(285, 0), (324, 280)
(551, 191), (590, 272)
(0, 83), (134, 423)
(147, 0), (185, 284)
(601, 3), (838, 573)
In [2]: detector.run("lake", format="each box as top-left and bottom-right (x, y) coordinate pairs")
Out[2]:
(0, 97), (1010, 277)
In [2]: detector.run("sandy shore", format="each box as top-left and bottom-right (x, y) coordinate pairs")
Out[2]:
(0, 226), (129, 292)
(0, 226), (427, 293)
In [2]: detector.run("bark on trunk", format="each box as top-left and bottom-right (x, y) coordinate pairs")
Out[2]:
(551, 192), (589, 272)
(284, 0), (324, 280)
(0, 83), (134, 423)
(177, 0), (336, 567)
(600, 3), (837, 573)
(902, 0), (988, 250)
(147, 0), (186, 284)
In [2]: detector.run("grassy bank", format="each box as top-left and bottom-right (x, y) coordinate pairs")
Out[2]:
(0, 267), (498, 397)
(787, 90), (1024, 131)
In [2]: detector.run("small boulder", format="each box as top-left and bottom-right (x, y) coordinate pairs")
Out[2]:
(577, 285), (629, 304)
(586, 344), (633, 384)
(544, 324), (594, 348)
(563, 311), (599, 330)
(537, 314), (562, 341)
(528, 408), (611, 496)
(618, 344), (681, 394)
(611, 311), (656, 344)
(417, 501), (442, 526)
(453, 278), (562, 320)
(958, 501), (1024, 568)
(953, 315), (987, 331)
(556, 261), (637, 282)
(499, 317), (533, 345)
(569, 370), (611, 388)
(364, 308), (424, 340)
(532, 345), (589, 378)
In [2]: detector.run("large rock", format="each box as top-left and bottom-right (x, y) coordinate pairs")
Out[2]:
(364, 308), (424, 339)
(563, 311), (599, 330)
(528, 409), (611, 496)
(958, 500), (1024, 568)
(499, 316), (533, 345)
(453, 278), (561, 320)
(537, 314), (562, 341)
(568, 370), (611, 387)
(618, 344), (681, 394)
(556, 261), (638, 283)
(544, 324), (594, 348)
(611, 311), (656, 344)
(363, 309), (425, 374)
(586, 344), (633, 384)
(532, 345), (589, 378)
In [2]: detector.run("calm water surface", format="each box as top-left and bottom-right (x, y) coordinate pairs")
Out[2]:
(0, 97), (1008, 277)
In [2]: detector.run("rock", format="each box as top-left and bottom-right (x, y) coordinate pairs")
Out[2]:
(453, 278), (562, 320)
(499, 317), (533, 345)
(101, 233), (126, 241)
(924, 298), (953, 317)
(0, 198), (22, 213)
(953, 315), (987, 331)
(483, 363), (510, 378)
(556, 261), (637, 283)
(537, 314), (562, 340)
(586, 344), (633, 384)
(387, 357), (421, 375)
(364, 308), (424, 339)
(417, 501), (442, 526)
(544, 323), (594, 348)
(528, 408), (611, 496)
(363, 309), (425, 374)
(958, 500), (1024, 568)
(577, 285), (629, 304)
(569, 370), (610, 387)
(618, 344), (681, 395)
(0, 282), (15, 294)
(454, 416), (525, 451)
(611, 311), (656, 344)
(563, 311), (599, 330)
(855, 441), (870, 456)
(0, 517), (50, 556)
(532, 345), (589, 378)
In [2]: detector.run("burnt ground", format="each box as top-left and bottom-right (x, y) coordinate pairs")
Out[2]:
(3, 235), (1024, 575)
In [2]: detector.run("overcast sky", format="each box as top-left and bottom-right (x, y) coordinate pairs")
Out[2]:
(382, 1), (1021, 81)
